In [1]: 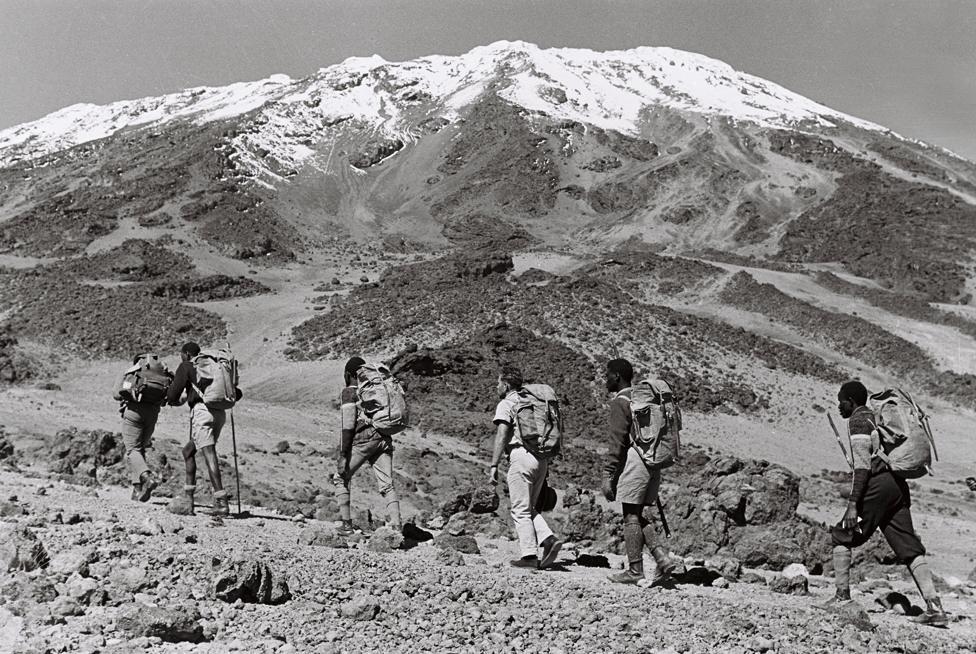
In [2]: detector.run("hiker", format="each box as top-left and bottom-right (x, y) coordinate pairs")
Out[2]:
(332, 356), (402, 534)
(489, 365), (563, 569)
(602, 358), (676, 585)
(112, 353), (171, 502)
(166, 342), (242, 516)
(822, 380), (946, 626)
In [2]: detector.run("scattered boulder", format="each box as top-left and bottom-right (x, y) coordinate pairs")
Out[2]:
(0, 434), (14, 459)
(468, 487), (500, 514)
(831, 600), (875, 632)
(740, 572), (766, 585)
(49, 596), (85, 618)
(298, 525), (347, 549)
(401, 522), (433, 543)
(117, 603), (206, 643)
(48, 548), (94, 577)
(212, 559), (291, 605)
(64, 573), (99, 604)
(781, 563), (810, 580)
(769, 574), (809, 596)
(706, 556), (742, 581)
(340, 597), (380, 621)
(109, 565), (149, 593)
(167, 496), (194, 516)
(434, 533), (480, 555)
(0, 526), (49, 571)
(574, 554), (610, 568)
(366, 526), (404, 553)
(273, 441), (290, 454)
(436, 548), (466, 567)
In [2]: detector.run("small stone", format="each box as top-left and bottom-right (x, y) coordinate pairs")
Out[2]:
(769, 574), (808, 595)
(711, 576), (730, 589)
(272, 441), (290, 454)
(781, 563), (809, 579)
(366, 526), (404, 553)
(436, 548), (465, 567)
(341, 598), (380, 621)
(117, 603), (206, 643)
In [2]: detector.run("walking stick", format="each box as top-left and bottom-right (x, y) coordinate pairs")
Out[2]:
(226, 341), (242, 516)
(656, 496), (672, 539)
(827, 414), (855, 471)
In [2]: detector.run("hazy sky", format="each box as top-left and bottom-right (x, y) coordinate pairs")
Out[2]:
(2, 0), (975, 160)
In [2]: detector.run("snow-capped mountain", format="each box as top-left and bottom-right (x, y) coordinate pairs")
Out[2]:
(2, 41), (975, 304)
(1, 40), (885, 168)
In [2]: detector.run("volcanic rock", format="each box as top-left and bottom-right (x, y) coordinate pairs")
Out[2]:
(117, 603), (206, 642)
(212, 559), (291, 605)
(769, 574), (809, 596)
(298, 524), (347, 549)
(366, 526), (404, 553)
(0, 525), (49, 571)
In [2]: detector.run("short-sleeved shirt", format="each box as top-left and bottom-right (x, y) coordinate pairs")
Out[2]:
(341, 385), (384, 446)
(493, 391), (523, 448)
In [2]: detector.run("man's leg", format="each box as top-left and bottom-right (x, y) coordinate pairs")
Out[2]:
(370, 447), (401, 529)
(526, 459), (562, 568)
(823, 474), (887, 606)
(507, 448), (541, 564)
(610, 503), (646, 584)
(182, 441), (197, 487)
(334, 446), (369, 527)
(120, 408), (149, 492)
(639, 468), (672, 579)
(135, 408), (159, 502)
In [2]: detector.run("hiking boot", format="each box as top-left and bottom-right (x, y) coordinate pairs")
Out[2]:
(911, 599), (948, 628)
(336, 520), (356, 537)
(167, 485), (195, 516)
(212, 490), (230, 516)
(815, 591), (853, 611)
(647, 560), (675, 587)
(137, 471), (158, 503)
(510, 556), (539, 570)
(608, 569), (644, 585)
(539, 536), (563, 570)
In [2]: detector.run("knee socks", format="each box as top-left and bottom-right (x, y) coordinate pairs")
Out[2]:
(833, 545), (852, 598)
(623, 521), (645, 575)
(908, 556), (939, 603)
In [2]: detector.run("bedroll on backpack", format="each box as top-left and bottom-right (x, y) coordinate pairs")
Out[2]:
(120, 354), (172, 405)
(356, 363), (409, 436)
(869, 388), (938, 479)
(192, 349), (238, 410)
(630, 379), (681, 470)
(515, 384), (562, 459)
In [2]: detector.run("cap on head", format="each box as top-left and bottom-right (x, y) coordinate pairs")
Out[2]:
(344, 356), (366, 377)
(839, 380), (868, 406)
(181, 342), (201, 358)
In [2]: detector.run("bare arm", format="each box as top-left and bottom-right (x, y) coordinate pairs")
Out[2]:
(489, 422), (514, 483)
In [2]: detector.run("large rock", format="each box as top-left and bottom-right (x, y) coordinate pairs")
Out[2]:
(769, 574), (809, 596)
(468, 487), (500, 514)
(212, 559), (290, 605)
(0, 434), (14, 459)
(433, 533), (480, 555)
(298, 525), (347, 549)
(117, 603), (206, 643)
(340, 598), (380, 621)
(366, 526), (404, 553)
(48, 547), (94, 577)
(0, 526), (49, 572)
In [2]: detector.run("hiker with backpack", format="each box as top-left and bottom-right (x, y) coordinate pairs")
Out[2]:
(112, 353), (172, 502)
(489, 365), (564, 570)
(166, 342), (242, 516)
(602, 358), (678, 586)
(822, 380), (946, 626)
(332, 356), (407, 535)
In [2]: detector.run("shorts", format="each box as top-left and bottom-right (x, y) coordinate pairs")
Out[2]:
(190, 402), (226, 449)
(616, 446), (661, 506)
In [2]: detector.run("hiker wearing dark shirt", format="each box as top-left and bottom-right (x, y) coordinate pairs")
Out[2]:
(821, 380), (946, 627)
(332, 356), (401, 535)
(603, 358), (675, 586)
(166, 342), (241, 516)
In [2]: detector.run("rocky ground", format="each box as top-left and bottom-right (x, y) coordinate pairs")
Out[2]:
(2, 463), (975, 654)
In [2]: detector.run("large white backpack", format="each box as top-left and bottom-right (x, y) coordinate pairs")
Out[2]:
(869, 388), (938, 479)
(192, 349), (238, 410)
(629, 379), (682, 470)
(515, 384), (563, 459)
(356, 363), (409, 436)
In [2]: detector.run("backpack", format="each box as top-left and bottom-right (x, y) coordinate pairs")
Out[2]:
(355, 362), (409, 436)
(119, 354), (172, 405)
(868, 388), (938, 479)
(192, 349), (238, 410)
(515, 384), (562, 459)
(629, 379), (682, 470)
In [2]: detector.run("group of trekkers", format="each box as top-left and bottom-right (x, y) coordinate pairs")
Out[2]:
(114, 348), (948, 628)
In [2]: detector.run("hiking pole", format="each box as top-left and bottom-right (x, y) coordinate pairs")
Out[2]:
(656, 496), (672, 539)
(226, 340), (242, 516)
(827, 414), (855, 471)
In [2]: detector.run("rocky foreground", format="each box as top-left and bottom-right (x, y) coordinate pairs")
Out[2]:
(1, 467), (974, 654)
